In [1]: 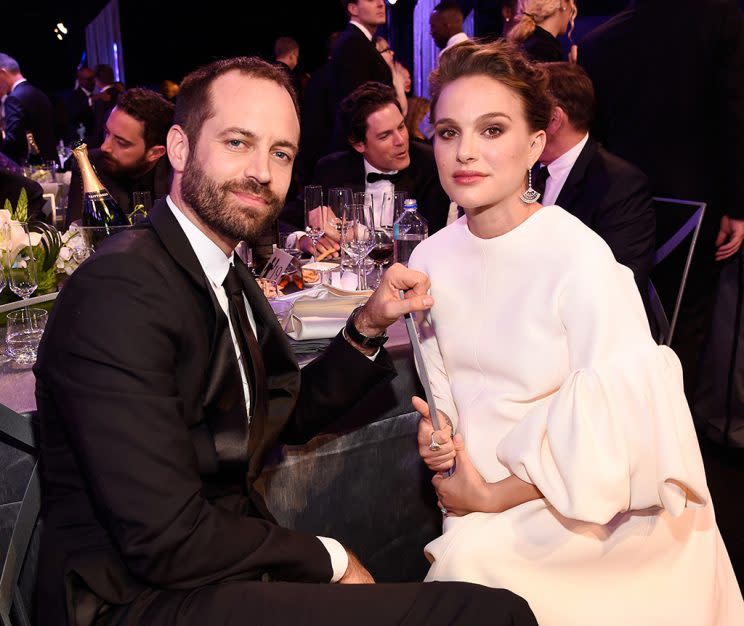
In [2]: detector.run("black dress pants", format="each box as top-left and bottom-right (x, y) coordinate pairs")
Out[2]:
(102, 580), (538, 626)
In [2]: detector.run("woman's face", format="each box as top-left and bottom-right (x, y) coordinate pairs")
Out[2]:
(432, 74), (544, 213)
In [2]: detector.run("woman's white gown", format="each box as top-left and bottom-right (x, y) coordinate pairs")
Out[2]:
(408, 207), (743, 626)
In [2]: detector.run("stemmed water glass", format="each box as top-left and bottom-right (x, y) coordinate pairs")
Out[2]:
(8, 223), (38, 311)
(340, 203), (375, 291)
(304, 185), (325, 263)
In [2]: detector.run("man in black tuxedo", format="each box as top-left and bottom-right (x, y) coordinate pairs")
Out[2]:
(285, 82), (452, 252)
(0, 52), (57, 164)
(66, 87), (174, 226)
(34, 56), (536, 626)
(329, 0), (393, 149)
(62, 66), (95, 144)
(537, 62), (655, 303)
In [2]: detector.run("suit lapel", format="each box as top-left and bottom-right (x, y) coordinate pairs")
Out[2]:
(150, 201), (252, 472)
(555, 136), (598, 211)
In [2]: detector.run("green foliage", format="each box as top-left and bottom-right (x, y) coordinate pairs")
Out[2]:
(30, 221), (62, 272)
(13, 188), (28, 223)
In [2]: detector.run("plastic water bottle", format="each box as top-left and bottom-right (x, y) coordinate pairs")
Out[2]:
(393, 198), (428, 266)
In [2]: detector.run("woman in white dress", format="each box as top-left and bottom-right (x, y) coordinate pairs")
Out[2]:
(409, 39), (743, 626)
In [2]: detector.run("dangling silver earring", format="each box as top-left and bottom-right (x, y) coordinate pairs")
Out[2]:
(520, 167), (540, 204)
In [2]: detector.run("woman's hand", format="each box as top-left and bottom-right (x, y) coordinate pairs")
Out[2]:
(432, 434), (494, 517)
(414, 396), (456, 473)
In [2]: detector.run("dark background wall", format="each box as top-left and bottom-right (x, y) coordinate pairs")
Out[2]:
(3, 0), (740, 94)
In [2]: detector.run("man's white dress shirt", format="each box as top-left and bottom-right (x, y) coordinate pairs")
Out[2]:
(541, 132), (589, 207)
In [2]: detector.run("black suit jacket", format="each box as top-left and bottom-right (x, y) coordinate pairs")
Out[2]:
(0, 81), (57, 164)
(580, 0), (744, 224)
(551, 136), (655, 306)
(65, 148), (172, 227)
(328, 23), (393, 149)
(292, 142), (451, 235)
(63, 87), (94, 144)
(521, 26), (563, 62)
(34, 200), (395, 625)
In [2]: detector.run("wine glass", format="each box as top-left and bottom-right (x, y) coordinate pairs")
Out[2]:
(340, 203), (375, 291)
(8, 223), (38, 322)
(304, 185), (325, 262)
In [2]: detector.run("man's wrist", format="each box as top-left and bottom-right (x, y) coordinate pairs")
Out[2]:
(352, 305), (387, 338)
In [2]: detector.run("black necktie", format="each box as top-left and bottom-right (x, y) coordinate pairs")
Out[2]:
(222, 265), (267, 427)
(366, 171), (401, 184)
(533, 165), (550, 202)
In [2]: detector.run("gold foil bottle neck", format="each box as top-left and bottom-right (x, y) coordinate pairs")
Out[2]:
(72, 142), (106, 194)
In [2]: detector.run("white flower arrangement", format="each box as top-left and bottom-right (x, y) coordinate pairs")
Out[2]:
(55, 224), (88, 276)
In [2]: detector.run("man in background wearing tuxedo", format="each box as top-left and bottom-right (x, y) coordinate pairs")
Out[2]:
(34, 56), (536, 626)
(536, 62), (655, 306)
(66, 87), (173, 226)
(285, 81), (451, 247)
(329, 0), (393, 149)
(0, 52), (57, 164)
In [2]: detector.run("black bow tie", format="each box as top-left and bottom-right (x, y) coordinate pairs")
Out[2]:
(366, 171), (401, 184)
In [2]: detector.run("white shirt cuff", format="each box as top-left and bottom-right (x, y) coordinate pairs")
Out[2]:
(285, 231), (305, 250)
(317, 536), (348, 583)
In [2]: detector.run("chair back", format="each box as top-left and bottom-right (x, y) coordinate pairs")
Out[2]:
(0, 404), (39, 626)
(649, 197), (706, 345)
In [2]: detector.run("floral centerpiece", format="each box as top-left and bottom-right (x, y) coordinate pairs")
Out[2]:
(1, 188), (62, 297)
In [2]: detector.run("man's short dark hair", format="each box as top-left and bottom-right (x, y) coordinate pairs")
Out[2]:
(116, 87), (175, 149)
(174, 56), (300, 148)
(434, 0), (464, 17)
(274, 36), (299, 59)
(339, 81), (402, 145)
(94, 64), (115, 85)
(541, 62), (595, 132)
(340, 0), (357, 17)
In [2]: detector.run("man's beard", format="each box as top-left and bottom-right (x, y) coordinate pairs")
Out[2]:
(180, 152), (284, 245)
(101, 153), (151, 179)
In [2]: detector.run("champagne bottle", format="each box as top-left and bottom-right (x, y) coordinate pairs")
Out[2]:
(71, 141), (130, 238)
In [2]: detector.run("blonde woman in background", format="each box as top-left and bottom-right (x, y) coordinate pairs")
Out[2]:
(508, 0), (578, 62)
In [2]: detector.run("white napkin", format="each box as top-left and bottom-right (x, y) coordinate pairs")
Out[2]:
(272, 286), (370, 340)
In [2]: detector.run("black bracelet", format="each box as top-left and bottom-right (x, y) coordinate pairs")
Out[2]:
(344, 305), (389, 349)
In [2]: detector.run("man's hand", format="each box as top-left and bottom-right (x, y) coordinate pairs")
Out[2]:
(353, 263), (433, 337)
(339, 550), (374, 584)
(414, 396), (456, 473)
(308, 205), (342, 244)
(298, 234), (340, 260)
(715, 215), (744, 261)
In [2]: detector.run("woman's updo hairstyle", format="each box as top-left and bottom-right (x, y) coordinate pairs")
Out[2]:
(429, 39), (553, 133)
